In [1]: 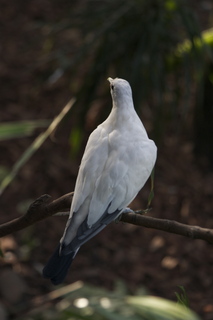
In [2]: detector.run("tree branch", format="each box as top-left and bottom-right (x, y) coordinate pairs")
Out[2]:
(1, 192), (213, 245)
(0, 193), (73, 237)
(120, 212), (213, 244)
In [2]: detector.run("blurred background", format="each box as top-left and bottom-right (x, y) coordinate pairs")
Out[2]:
(0, 0), (213, 319)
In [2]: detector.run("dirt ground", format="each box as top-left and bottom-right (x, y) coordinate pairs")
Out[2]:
(0, 1), (213, 319)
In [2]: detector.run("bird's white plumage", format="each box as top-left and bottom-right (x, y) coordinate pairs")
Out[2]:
(61, 78), (157, 247)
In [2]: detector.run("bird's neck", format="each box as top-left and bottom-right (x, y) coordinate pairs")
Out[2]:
(110, 100), (134, 125)
(103, 97), (148, 139)
(113, 93), (134, 111)
(102, 99), (146, 138)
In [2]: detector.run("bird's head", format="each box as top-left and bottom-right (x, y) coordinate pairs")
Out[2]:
(107, 77), (133, 107)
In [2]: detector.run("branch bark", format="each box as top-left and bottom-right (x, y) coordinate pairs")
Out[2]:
(1, 192), (213, 245)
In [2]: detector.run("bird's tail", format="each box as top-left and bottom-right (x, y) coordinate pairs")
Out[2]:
(43, 244), (78, 285)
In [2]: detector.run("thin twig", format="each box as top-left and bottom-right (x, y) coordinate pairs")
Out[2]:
(0, 98), (76, 195)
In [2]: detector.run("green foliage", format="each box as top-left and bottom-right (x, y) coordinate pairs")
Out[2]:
(175, 286), (190, 308)
(0, 120), (50, 141)
(128, 296), (196, 320)
(19, 282), (200, 320)
(77, 0), (200, 104)
(36, 0), (213, 155)
(47, 0), (211, 124)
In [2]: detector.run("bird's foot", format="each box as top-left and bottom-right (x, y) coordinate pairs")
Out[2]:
(114, 207), (152, 223)
(122, 207), (135, 214)
(134, 207), (152, 215)
(122, 207), (152, 215)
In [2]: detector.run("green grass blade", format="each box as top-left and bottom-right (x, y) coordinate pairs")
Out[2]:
(175, 286), (190, 308)
(0, 98), (76, 195)
(127, 296), (200, 320)
(0, 120), (50, 141)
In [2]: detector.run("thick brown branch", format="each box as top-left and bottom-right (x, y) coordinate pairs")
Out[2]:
(0, 192), (213, 245)
(0, 193), (73, 237)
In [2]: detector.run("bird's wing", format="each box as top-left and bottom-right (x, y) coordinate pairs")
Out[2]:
(88, 138), (157, 219)
(61, 126), (156, 251)
(69, 125), (110, 215)
(60, 124), (113, 247)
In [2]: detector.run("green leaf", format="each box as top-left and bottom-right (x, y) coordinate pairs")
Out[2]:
(0, 120), (50, 141)
(175, 286), (190, 308)
(127, 295), (200, 320)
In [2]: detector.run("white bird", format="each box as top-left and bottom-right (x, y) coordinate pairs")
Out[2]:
(43, 77), (157, 285)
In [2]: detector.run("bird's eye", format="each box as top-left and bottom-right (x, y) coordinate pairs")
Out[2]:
(111, 85), (114, 90)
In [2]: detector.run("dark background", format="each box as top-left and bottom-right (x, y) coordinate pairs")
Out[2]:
(0, 0), (213, 319)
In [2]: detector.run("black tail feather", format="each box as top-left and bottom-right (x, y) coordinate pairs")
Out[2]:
(43, 245), (77, 285)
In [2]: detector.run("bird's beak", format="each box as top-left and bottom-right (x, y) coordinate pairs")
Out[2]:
(107, 77), (113, 83)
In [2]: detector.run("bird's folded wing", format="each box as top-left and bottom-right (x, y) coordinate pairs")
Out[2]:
(69, 126), (109, 215)
(62, 123), (156, 247)
(63, 146), (130, 241)
(61, 141), (153, 252)
(87, 139), (156, 225)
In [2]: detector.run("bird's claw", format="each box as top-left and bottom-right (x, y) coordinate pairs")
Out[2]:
(134, 207), (152, 215)
(122, 207), (135, 214)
